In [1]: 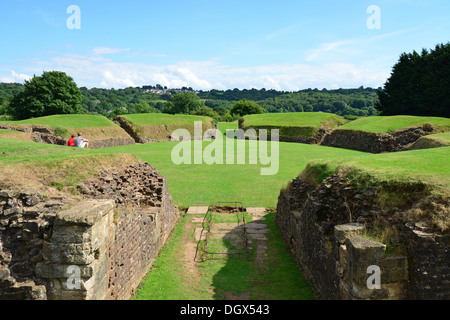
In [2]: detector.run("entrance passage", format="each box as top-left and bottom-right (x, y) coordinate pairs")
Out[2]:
(189, 204), (270, 262)
(135, 204), (315, 300)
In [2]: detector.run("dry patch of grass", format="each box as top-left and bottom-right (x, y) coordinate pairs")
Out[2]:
(75, 126), (133, 141)
(0, 129), (34, 142)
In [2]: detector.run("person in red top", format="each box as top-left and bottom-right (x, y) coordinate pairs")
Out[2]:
(68, 134), (76, 147)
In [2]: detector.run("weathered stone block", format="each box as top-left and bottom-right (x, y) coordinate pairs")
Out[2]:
(344, 237), (386, 286)
(55, 200), (115, 226)
(334, 223), (366, 244)
(36, 263), (94, 279)
(51, 225), (93, 243)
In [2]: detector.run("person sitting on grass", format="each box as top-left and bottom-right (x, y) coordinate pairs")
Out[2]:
(74, 132), (89, 148)
(67, 134), (76, 147)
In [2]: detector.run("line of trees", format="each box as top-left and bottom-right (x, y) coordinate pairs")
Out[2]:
(0, 79), (381, 121)
(376, 42), (450, 118)
(1, 42), (448, 121)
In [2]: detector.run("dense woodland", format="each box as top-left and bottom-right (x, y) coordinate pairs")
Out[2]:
(0, 82), (380, 121)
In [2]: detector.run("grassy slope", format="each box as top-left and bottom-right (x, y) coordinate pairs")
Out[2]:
(243, 112), (346, 128)
(308, 146), (450, 195)
(0, 114), (124, 139)
(0, 138), (138, 191)
(409, 132), (450, 150)
(121, 113), (215, 140)
(0, 114), (116, 129)
(122, 113), (213, 126)
(0, 129), (33, 142)
(339, 115), (450, 134)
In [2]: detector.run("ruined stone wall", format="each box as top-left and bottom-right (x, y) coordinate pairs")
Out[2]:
(78, 162), (179, 299)
(398, 223), (450, 300)
(321, 126), (435, 153)
(238, 119), (330, 145)
(0, 190), (71, 299)
(276, 172), (450, 300)
(0, 162), (179, 300)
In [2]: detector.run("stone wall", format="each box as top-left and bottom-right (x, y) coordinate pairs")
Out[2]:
(335, 223), (408, 299)
(321, 126), (436, 153)
(276, 171), (449, 300)
(0, 162), (179, 300)
(78, 162), (180, 299)
(238, 120), (330, 145)
(0, 190), (72, 299)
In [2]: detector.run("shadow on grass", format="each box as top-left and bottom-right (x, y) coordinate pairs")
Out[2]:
(198, 211), (315, 300)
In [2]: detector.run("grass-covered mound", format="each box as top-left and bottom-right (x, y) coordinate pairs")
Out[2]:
(240, 112), (346, 143)
(321, 115), (450, 153)
(0, 114), (132, 142)
(408, 132), (450, 150)
(339, 115), (450, 134)
(303, 146), (450, 232)
(0, 138), (139, 193)
(116, 113), (214, 142)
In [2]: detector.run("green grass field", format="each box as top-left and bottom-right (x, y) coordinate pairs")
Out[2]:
(339, 115), (450, 134)
(94, 141), (365, 208)
(2, 127), (448, 208)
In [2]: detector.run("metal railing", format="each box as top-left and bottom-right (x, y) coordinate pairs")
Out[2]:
(195, 202), (249, 261)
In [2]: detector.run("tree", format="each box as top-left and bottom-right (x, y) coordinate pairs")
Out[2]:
(213, 106), (228, 116)
(135, 101), (159, 114)
(0, 97), (6, 115)
(376, 43), (450, 117)
(164, 92), (204, 114)
(8, 71), (85, 120)
(230, 99), (265, 117)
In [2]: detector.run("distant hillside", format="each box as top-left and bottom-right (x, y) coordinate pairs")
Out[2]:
(1, 82), (380, 119)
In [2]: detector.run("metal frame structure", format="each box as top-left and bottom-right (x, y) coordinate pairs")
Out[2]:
(195, 202), (249, 260)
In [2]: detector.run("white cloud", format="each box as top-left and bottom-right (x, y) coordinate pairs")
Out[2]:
(92, 47), (131, 55)
(0, 70), (32, 83)
(4, 50), (389, 91)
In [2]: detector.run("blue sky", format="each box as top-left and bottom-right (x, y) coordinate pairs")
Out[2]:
(0, 0), (449, 90)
